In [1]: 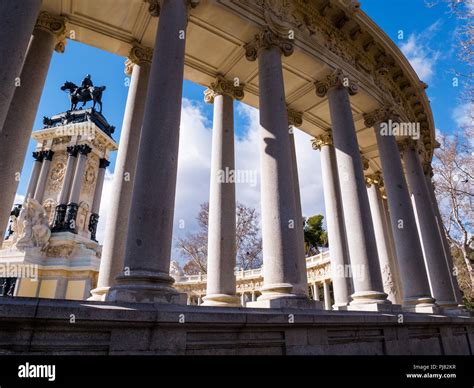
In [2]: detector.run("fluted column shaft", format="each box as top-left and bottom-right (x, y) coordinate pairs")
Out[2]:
(368, 113), (435, 311)
(288, 130), (309, 296)
(64, 145), (91, 232)
(366, 177), (402, 304)
(52, 146), (78, 231)
(402, 143), (458, 308)
(244, 32), (309, 304)
(88, 158), (109, 242)
(90, 48), (151, 300)
(26, 152), (44, 199)
(424, 172), (463, 305)
(0, 0), (42, 129)
(313, 134), (351, 308)
(107, 0), (192, 304)
(316, 71), (389, 309)
(0, 12), (65, 235)
(202, 77), (242, 307)
(33, 150), (54, 204)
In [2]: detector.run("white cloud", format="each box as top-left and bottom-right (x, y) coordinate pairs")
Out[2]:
(399, 21), (442, 82)
(452, 102), (473, 129)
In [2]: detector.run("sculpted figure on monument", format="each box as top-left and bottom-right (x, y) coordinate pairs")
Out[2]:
(11, 198), (51, 251)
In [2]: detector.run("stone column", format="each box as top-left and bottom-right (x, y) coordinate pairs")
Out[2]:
(64, 145), (91, 233)
(107, 0), (197, 304)
(0, 11), (67, 235)
(423, 164), (463, 306)
(323, 281), (331, 310)
(52, 146), (78, 231)
(315, 70), (390, 311)
(0, 0), (42, 129)
(25, 151), (45, 199)
(251, 291), (256, 302)
(87, 158), (109, 242)
(312, 131), (351, 309)
(364, 108), (436, 312)
(244, 30), (315, 308)
(202, 76), (243, 307)
(401, 139), (459, 309)
(365, 174), (402, 304)
(89, 44), (152, 301)
(33, 150), (54, 204)
(287, 109), (310, 296)
(313, 283), (320, 301)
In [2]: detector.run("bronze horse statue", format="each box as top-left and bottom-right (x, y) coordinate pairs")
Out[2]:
(60, 80), (106, 112)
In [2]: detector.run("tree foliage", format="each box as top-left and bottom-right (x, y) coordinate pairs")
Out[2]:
(303, 215), (328, 256)
(178, 202), (262, 275)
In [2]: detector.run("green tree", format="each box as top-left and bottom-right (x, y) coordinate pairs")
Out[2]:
(303, 215), (328, 256)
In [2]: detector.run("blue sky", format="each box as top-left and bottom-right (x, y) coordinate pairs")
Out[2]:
(16, 1), (470, 261)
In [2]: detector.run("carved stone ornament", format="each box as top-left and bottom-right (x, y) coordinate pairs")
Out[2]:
(365, 173), (383, 188)
(311, 131), (333, 150)
(125, 43), (154, 75)
(397, 137), (421, 154)
(314, 69), (358, 97)
(11, 197), (51, 252)
(204, 75), (245, 103)
(363, 106), (401, 128)
(287, 108), (303, 127)
(361, 154), (370, 171)
(145, 0), (199, 17)
(244, 29), (294, 61)
(49, 154), (67, 192)
(35, 11), (68, 53)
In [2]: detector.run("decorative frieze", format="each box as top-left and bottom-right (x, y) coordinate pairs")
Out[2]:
(244, 29), (294, 61)
(314, 69), (358, 98)
(204, 75), (244, 103)
(35, 11), (68, 53)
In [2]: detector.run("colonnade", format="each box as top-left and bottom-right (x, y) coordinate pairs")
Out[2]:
(0, 0), (462, 313)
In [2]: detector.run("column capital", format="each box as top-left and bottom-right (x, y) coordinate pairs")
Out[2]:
(99, 158), (110, 169)
(397, 137), (421, 154)
(423, 162), (434, 177)
(35, 11), (68, 53)
(77, 144), (92, 156)
(145, 0), (199, 17)
(363, 106), (400, 128)
(124, 43), (153, 75)
(204, 75), (244, 103)
(66, 145), (79, 157)
(32, 151), (45, 162)
(244, 29), (293, 61)
(314, 69), (358, 98)
(311, 131), (332, 150)
(365, 172), (383, 188)
(41, 150), (55, 161)
(287, 108), (303, 127)
(361, 154), (370, 171)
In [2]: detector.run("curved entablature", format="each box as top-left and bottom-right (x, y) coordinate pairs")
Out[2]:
(39, 0), (436, 168)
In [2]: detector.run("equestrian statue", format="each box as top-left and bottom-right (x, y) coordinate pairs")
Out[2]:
(60, 74), (106, 112)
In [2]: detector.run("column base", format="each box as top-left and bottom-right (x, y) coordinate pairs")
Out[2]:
(439, 307), (471, 317)
(402, 296), (439, 313)
(201, 294), (241, 307)
(347, 291), (396, 312)
(247, 297), (322, 310)
(106, 270), (186, 305)
(88, 286), (109, 301)
(332, 303), (350, 311)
